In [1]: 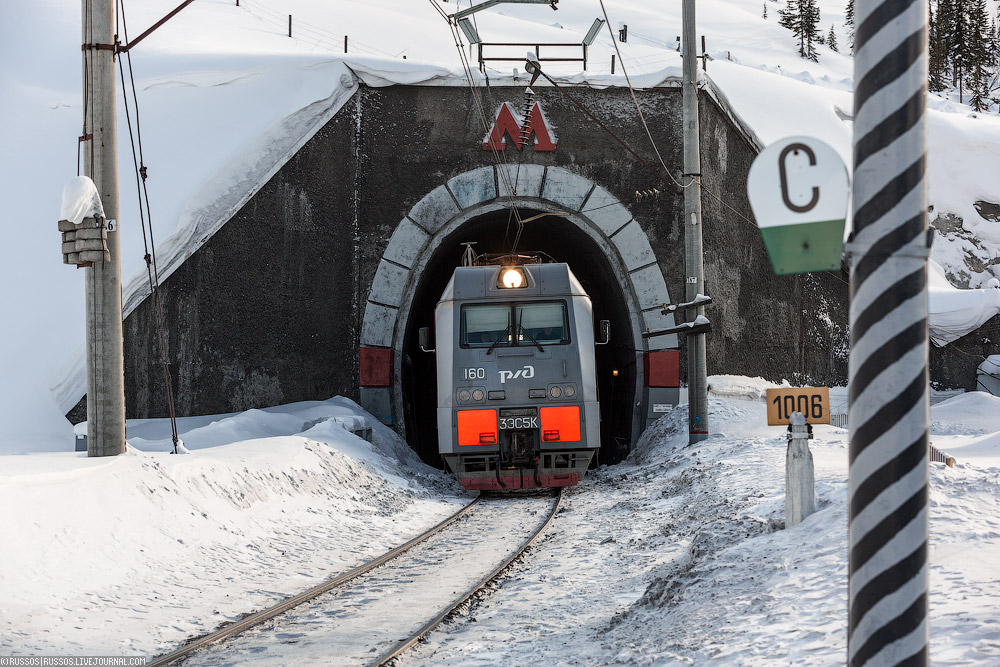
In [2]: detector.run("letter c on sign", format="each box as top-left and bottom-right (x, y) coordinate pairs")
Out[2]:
(778, 143), (820, 213)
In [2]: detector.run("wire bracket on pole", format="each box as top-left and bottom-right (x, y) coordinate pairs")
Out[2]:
(642, 319), (711, 339)
(661, 294), (713, 315)
(117, 0), (197, 54)
(642, 295), (713, 338)
(452, 0), (558, 22)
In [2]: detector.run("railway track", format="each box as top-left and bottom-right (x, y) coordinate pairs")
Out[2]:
(150, 490), (561, 666)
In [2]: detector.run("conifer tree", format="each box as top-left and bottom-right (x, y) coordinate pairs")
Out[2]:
(966, 0), (992, 110)
(929, 0), (949, 91)
(828, 24), (839, 52)
(992, 18), (1000, 61)
(845, 0), (855, 52)
(989, 21), (1000, 108)
(953, 0), (968, 94)
(992, 19), (1000, 106)
(763, 1), (768, 19)
(934, 0), (958, 90)
(779, 0), (822, 61)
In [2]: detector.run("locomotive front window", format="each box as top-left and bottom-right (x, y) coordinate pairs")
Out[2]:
(461, 301), (570, 348)
(516, 302), (569, 345)
(461, 304), (512, 348)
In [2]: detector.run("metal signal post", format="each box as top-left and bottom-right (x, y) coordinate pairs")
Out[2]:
(847, 0), (931, 662)
(81, 0), (126, 457)
(682, 0), (708, 444)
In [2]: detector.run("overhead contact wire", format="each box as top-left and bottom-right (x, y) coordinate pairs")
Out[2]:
(433, 1), (526, 254)
(116, 0), (180, 453)
(598, 0), (687, 191)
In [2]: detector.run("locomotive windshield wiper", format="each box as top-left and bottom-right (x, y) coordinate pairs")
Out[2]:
(516, 310), (544, 352)
(486, 323), (513, 355)
(517, 324), (545, 352)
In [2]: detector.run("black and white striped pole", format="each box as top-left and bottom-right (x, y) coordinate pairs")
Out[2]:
(848, 0), (930, 661)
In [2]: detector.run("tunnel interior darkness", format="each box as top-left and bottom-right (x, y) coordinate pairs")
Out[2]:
(399, 208), (638, 469)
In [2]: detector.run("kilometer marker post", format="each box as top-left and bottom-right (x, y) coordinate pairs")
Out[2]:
(847, 0), (931, 662)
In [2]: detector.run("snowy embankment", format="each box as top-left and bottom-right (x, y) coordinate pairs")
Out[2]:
(407, 378), (1000, 665)
(0, 398), (464, 656)
(603, 390), (1000, 665)
(6, 379), (997, 663)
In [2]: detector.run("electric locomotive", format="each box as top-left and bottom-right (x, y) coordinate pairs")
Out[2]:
(420, 256), (607, 491)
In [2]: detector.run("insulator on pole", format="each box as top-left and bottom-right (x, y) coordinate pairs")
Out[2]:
(518, 87), (535, 147)
(634, 188), (661, 202)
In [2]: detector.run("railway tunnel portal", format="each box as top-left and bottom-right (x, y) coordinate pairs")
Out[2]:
(362, 167), (682, 467)
(110, 83), (850, 464)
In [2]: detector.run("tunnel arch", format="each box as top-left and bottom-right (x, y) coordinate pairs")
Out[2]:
(360, 165), (679, 464)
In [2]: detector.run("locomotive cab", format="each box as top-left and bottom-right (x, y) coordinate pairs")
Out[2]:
(427, 259), (603, 491)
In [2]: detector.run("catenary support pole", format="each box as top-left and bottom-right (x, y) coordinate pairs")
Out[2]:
(681, 0), (708, 444)
(82, 0), (126, 457)
(847, 0), (930, 661)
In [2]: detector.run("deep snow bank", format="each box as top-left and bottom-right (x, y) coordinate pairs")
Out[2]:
(402, 380), (1000, 664)
(0, 398), (463, 656)
(610, 388), (1000, 664)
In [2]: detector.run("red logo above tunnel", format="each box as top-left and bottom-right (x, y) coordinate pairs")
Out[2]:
(483, 101), (557, 152)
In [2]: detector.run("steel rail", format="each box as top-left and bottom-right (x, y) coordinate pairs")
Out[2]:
(369, 488), (563, 667)
(147, 496), (481, 667)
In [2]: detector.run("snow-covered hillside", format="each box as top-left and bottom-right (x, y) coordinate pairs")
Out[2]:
(3, 0), (1000, 454)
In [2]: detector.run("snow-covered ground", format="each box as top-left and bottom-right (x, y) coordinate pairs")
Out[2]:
(2, 378), (998, 663)
(0, 397), (465, 656)
(4, 0), (1000, 452)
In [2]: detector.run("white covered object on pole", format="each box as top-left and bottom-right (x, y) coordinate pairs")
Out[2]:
(59, 176), (106, 224)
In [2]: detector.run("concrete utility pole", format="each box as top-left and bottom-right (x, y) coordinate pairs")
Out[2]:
(681, 0), (708, 444)
(82, 0), (126, 457)
(785, 412), (815, 527)
(847, 0), (930, 662)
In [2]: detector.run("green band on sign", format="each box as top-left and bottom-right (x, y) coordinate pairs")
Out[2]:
(758, 218), (845, 275)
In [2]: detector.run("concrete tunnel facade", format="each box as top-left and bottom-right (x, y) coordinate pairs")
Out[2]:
(81, 82), (852, 466)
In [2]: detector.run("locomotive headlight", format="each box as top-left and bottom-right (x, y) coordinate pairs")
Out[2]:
(549, 386), (562, 398)
(564, 385), (576, 398)
(500, 267), (524, 289)
(472, 389), (485, 401)
(458, 389), (471, 402)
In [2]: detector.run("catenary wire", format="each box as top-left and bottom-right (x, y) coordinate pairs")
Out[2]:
(116, 0), (181, 453)
(430, 0), (529, 254)
(597, 0), (688, 191)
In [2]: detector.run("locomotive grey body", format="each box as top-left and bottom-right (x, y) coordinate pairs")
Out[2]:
(428, 261), (603, 491)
